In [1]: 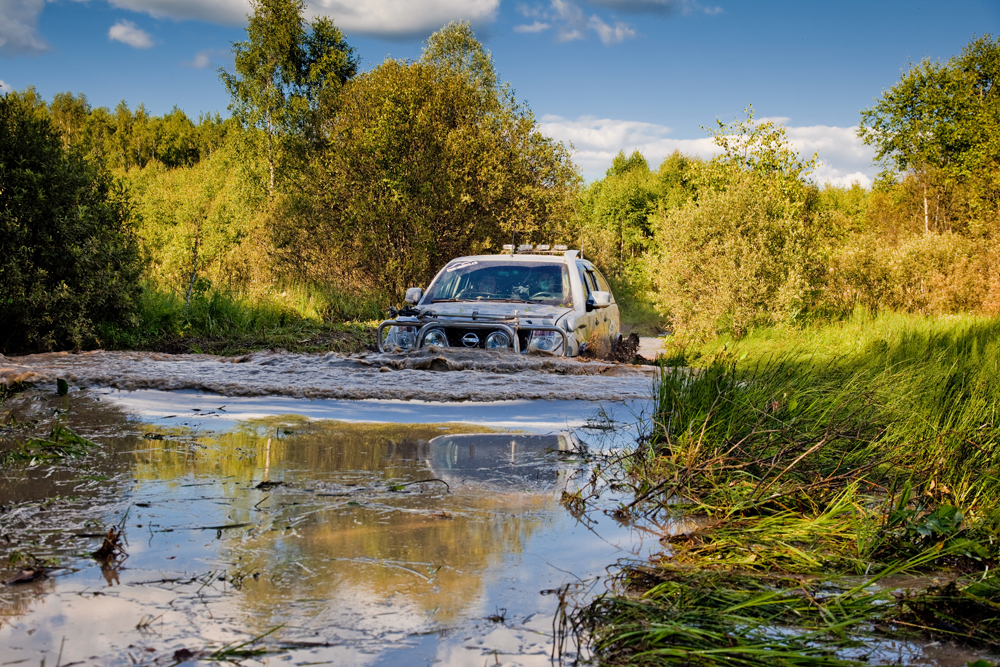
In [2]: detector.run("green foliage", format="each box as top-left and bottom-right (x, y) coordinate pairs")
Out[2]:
(7, 87), (230, 172)
(220, 0), (357, 196)
(420, 20), (497, 91)
(99, 283), (379, 354)
(0, 93), (143, 353)
(278, 24), (578, 295)
(126, 141), (268, 295)
(859, 34), (1000, 233)
(568, 314), (1000, 665)
(1, 424), (98, 466)
(648, 113), (821, 341)
(577, 150), (697, 327)
(826, 230), (992, 315)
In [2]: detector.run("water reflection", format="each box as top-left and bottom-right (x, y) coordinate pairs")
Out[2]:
(0, 389), (646, 666)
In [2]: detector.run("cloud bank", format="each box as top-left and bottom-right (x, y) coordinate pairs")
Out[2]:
(538, 115), (875, 187)
(104, 0), (501, 36)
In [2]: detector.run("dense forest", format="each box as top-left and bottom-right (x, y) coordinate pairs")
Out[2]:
(1, 0), (997, 352)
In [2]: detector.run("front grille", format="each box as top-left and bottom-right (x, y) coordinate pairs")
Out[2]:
(440, 326), (513, 349)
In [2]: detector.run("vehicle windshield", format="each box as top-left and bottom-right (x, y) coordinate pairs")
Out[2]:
(424, 261), (573, 307)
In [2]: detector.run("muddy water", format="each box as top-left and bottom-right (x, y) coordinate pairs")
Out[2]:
(0, 388), (654, 666)
(0, 348), (657, 402)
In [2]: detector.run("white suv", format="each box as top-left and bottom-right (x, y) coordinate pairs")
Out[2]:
(378, 247), (620, 357)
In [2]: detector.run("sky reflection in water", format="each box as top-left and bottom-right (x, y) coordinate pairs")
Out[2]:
(0, 389), (655, 666)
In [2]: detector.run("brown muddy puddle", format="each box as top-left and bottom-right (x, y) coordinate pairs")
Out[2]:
(0, 388), (655, 666)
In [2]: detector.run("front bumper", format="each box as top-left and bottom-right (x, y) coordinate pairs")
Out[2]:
(377, 317), (570, 355)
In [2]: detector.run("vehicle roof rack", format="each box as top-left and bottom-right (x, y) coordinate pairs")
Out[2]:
(501, 243), (579, 257)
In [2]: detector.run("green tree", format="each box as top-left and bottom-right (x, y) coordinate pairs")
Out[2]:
(0, 92), (143, 352)
(420, 20), (497, 91)
(859, 34), (1000, 234)
(219, 0), (357, 196)
(275, 24), (578, 295)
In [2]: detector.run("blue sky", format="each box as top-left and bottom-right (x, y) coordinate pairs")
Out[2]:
(2, 0), (998, 184)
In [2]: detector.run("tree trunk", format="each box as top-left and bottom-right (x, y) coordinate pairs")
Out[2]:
(923, 182), (929, 232)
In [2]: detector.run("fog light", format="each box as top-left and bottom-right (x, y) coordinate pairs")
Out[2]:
(527, 330), (562, 354)
(485, 331), (510, 349)
(424, 329), (448, 347)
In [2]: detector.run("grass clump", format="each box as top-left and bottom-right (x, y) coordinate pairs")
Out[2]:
(567, 313), (1000, 664)
(0, 424), (99, 465)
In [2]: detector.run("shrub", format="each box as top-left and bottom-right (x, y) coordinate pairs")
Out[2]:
(826, 231), (991, 315)
(649, 164), (820, 341)
(0, 93), (143, 352)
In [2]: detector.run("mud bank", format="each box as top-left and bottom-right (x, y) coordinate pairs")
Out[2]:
(0, 347), (658, 402)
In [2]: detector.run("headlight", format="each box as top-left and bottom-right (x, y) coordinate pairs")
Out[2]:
(424, 329), (448, 347)
(527, 330), (563, 354)
(485, 331), (510, 349)
(386, 325), (417, 350)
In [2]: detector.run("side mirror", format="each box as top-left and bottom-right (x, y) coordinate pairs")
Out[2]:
(404, 287), (424, 305)
(587, 291), (612, 310)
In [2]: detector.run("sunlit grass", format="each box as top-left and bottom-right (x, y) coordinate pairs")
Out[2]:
(96, 282), (386, 354)
(567, 311), (1000, 665)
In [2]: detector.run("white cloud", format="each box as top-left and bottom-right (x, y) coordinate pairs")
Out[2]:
(588, 15), (635, 44)
(514, 20), (550, 33)
(0, 79), (12, 91)
(183, 48), (229, 69)
(103, 0), (500, 37)
(108, 20), (154, 48)
(0, 0), (49, 56)
(106, 0), (249, 25)
(786, 124), (874, 187)
(307, 0), (500, 37)
(517, 0), (638, 44)
(539, 114), (876, 186)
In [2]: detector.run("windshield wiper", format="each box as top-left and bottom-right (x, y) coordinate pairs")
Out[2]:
(431, 298), (462, 302)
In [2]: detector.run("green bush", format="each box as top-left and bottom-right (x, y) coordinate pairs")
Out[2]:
(649, 163), (820, 341)
(0, 93), (143, 353)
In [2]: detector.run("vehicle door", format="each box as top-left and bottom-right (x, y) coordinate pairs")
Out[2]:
(588, 267), (620, 347)
(574, 261), (600, 351)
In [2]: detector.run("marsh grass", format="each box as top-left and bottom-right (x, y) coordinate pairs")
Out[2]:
(568, 313), (1000, 665)
(98, 283), (383, 354)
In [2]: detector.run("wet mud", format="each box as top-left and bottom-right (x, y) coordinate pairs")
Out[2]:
(0, 348), (658, 402)
(0, 388), (656, 666)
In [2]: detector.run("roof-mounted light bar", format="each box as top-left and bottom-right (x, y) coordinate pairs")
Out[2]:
(553, 244), (568, 251)
(517, 244), (534, 252)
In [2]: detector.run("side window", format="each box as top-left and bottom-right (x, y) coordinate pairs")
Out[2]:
(592, 269), (613, 297)
(576, 263), (592, 297)
(585, 271), (600, 293)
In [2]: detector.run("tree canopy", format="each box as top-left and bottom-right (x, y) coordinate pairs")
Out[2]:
(219, 0), (357, 195)
(273, 23), (578, 295)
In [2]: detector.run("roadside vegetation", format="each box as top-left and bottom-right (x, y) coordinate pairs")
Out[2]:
(561, 311), (1000, 664)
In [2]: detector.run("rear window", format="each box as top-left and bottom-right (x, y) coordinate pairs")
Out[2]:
(424, 261), (573, 307)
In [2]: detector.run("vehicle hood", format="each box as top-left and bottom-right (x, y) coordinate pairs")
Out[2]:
(418, 301), (573, 323)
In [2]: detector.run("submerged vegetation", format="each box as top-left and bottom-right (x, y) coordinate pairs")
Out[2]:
(562, 313), (1000, 664)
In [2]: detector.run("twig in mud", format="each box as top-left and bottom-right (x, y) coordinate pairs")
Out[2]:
(387, 478), (451, 493)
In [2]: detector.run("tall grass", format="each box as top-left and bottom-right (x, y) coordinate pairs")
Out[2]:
(97, 282), (386, 353)
(568, 312), (1000, 665)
